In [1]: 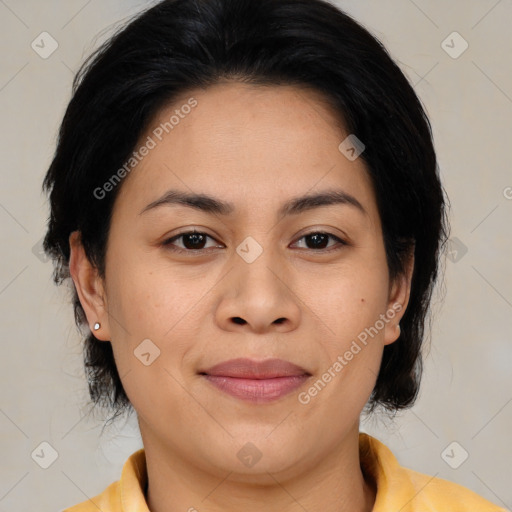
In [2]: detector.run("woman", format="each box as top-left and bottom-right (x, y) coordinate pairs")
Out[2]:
(41, 0), (507, 511)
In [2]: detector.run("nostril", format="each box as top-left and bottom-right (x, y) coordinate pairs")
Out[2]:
(232, 317), (246, 325)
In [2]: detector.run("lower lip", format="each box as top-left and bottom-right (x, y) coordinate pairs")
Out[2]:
(202, 375), (310, 403)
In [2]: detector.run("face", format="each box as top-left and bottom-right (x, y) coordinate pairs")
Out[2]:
(71, 81), (412, 480)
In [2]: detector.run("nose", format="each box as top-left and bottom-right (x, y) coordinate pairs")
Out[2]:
(214, 246), (301, 334)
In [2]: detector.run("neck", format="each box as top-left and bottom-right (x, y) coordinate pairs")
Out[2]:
(141, 422), (376, 512)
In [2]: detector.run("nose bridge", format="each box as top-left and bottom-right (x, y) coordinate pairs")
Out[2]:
(233, 233), (284, 294)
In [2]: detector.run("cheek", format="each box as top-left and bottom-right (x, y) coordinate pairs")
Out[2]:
(105, 253), (185, 334)
(104, 256), (207, 373)
(104, 266), (198, 411)
(312, 265), (389, 345)
(299, 283), (387, 418)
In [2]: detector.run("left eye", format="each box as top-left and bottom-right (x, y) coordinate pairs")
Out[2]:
(293, 232), (347, 251)
(162, 230), (347, 253)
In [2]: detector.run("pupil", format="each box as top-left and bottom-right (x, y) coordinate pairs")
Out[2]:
(180, 233), (329, 250)
(308, 233), (328, 249)
(184, 233), (205, 249)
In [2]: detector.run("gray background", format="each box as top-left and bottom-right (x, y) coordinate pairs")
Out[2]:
(0, 0), (511, 510)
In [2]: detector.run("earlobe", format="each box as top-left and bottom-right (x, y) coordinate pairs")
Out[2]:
(68, 231), (110, 341)
(383, 248), (414, 346)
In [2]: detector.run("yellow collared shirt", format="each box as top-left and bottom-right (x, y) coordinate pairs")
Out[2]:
(63, 433), (508, 512)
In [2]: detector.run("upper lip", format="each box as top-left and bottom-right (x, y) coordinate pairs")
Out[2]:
(200, 358), (310, 379)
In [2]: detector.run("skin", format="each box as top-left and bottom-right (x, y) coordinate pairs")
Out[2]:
(69, 81), (414, 512)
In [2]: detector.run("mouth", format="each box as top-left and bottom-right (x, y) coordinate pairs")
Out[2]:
(199, 358), (311, 403)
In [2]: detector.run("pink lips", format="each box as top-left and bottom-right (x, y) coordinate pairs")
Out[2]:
(200, 358), (311, 403)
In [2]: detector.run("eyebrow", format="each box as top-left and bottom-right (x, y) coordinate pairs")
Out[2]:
(139, 188), (367, 218)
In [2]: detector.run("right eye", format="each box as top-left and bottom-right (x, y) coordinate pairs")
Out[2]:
(161, 230), (224, 253)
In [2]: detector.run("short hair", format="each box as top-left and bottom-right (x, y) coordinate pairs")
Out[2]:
(42, 0), (449, 422)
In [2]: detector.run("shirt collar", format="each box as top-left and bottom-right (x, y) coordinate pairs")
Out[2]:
(119, 447), (149, 512)
(359, 432), (418, 512)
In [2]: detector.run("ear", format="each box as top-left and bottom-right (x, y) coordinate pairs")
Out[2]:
(383, 245), (415, 346)
(69, 231), (110, 341)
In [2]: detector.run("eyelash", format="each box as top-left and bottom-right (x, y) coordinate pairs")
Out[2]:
(161, 230), (348, 255)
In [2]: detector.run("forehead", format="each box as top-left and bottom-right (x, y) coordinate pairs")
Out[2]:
(113, 81), (379, 229)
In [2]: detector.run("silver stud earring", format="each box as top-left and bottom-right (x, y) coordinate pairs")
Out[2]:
(93, 322), (101, 331)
